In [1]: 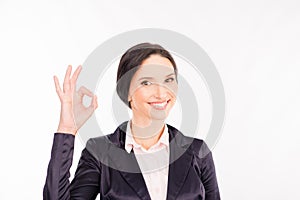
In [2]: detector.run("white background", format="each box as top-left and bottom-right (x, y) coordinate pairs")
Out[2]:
(0, 0), (299, 199)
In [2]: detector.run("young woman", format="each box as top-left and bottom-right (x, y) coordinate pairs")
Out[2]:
(43, 43), (221, 200)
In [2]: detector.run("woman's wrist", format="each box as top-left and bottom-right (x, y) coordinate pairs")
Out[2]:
(57, 125), (77, 135)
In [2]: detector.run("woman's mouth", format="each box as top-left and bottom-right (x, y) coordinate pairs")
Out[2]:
(148, 100), (170, 110)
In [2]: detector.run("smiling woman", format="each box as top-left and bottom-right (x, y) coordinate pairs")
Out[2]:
(43, 43), (221, 200)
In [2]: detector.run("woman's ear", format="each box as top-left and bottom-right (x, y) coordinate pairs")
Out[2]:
(127, 96), (132, 109)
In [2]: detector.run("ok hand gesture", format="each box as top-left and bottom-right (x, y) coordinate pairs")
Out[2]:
(54, 65), (98, 135)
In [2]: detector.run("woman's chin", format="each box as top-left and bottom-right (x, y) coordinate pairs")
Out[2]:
(149, 109), (169, 121)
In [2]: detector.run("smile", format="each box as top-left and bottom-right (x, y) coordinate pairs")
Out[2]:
(148, 100), (170, 110)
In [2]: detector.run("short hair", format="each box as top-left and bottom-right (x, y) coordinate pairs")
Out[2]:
(116, 42), (177, 109)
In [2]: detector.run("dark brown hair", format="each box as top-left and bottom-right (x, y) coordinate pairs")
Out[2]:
(116, 42), (177, 108)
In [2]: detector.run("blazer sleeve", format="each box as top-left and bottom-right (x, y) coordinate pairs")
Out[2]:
(43, 133), (101, 200)
(197, 141), (221, 200)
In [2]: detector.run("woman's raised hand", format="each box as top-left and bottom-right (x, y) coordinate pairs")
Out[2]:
(54, 65), (98, 135)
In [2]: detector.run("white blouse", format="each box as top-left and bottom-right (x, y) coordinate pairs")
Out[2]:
(125, 121), (170, 200)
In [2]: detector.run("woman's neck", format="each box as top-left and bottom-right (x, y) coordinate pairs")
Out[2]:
(130, 118), (165, 150)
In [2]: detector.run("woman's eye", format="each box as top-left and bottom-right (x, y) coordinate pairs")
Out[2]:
(141, 80), (152, 86)
(165, 77), (175, 83)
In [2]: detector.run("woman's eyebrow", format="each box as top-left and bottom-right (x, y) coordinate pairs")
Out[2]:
(138, 77), (155, 81)
(166, 73), (175, 77)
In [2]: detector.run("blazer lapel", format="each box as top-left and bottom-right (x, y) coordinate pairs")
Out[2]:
(108, 121), (152, 200)
(166, 124), (194, 200)
(117, 152), (152, 200)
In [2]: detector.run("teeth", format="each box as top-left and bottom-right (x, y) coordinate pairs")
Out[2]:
(151, 101), (167, 109)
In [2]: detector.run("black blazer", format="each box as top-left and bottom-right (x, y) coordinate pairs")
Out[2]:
(43, 121), (220, 200)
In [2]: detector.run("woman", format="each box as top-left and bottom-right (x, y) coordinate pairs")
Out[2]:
(43, 43), (221, 200)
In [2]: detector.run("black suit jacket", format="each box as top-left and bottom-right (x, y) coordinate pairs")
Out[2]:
(43, 121), (220, 200)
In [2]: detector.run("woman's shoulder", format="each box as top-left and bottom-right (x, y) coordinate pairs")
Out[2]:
(166, 123), (211, 159)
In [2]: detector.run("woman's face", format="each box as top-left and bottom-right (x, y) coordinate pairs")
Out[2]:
(128, 54), (178, 124)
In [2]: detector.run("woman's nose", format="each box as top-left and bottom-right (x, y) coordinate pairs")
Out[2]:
(153, 83), (167, 99)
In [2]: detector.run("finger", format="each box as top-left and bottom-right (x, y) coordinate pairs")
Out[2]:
(88, 95), (98, 111)
(77, 86), (94, 98)
(63, 65), (72, 92)
(53, 75), (62, 97)
(95, 95), (98, 109)
(92, 95), (98, 109)
(71, 65), (82, 86)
